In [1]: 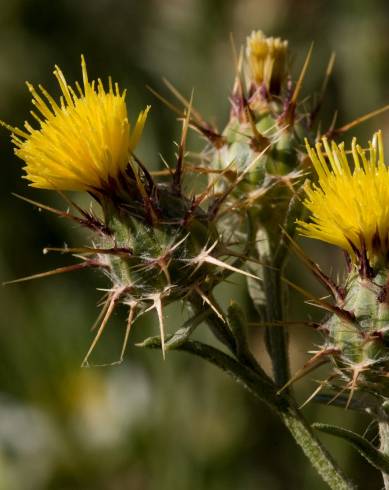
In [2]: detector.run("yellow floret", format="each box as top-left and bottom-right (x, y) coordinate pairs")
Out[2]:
(3, 55), (150, 192)
(297, 131), (389, 264)
(246, 30), (288, 91)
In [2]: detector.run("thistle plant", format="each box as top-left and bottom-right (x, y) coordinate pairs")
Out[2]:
(297, 133), (389, 488)
(4, 31), (389, 489)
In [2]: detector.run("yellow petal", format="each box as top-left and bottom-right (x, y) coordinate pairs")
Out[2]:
(3, 56), (150, 192)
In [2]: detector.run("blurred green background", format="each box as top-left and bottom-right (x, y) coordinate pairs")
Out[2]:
(0, 0), (389, 488)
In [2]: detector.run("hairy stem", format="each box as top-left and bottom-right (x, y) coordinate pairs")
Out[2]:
(380, 422), (389, 489)
(185, 340), (356, 490)
(142, 338), (356, 489)
(280, 408), (356, 490)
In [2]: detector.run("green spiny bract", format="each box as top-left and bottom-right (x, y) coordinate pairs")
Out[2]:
(294, 133), (389, 410)
(38, 152), (253, 366)
(100, 185), (220, 302)
(318, 266), (389, 404)
(201, 32), (320, 318)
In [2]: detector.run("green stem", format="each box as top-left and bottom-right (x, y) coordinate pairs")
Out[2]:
(380, 422), (389, 489)
(280, 409), (356, 490)
(184, 340), (356, 490)
(188, 294), (271, 381)
(142, 338), (356, 489)
(263, 263), (290, 388)
(248, 220), (290, 389)
(250, 192), (304, 388)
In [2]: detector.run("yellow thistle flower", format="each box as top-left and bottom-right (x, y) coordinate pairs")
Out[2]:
(3, 55), (150, 192)
(297, 131), (389, 265)
(246, 30), (288, 92)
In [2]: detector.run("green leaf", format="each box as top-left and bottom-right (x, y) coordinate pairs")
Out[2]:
(136, 309), (211, 351)
(313, 423), (389, 474)
(165, 309), (211, 350)
(135, 335), (167, 349)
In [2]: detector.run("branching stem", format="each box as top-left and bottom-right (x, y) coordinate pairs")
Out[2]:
(143, 337), (356, 489)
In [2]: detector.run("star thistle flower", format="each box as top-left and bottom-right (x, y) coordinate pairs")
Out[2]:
(246, 30), (288, 93)
(2, 55), (150, 192)
(297, 131), (389, 267)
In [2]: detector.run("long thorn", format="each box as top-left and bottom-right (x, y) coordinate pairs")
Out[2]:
(249, 320), (321, 329)
(13, 193), (70, 217)
(146, 85), (182, 116)
(43, 246), (133, 256)
(194, 286), (225, 323)
(82, 288), (124, 367)
(3, 260), (103, 285)
(91, 295), (112, 332)
(282, 277), (353, 322)
(333, 103), (389, 135)
(277, 349), (337, 395)
(299, 375), (336, 409)
(13, 193), (109, 235)
(153, 294), (166, 359)
(282, 229), (344, 304)
(163, 78), (203, 124)
(119, 303), (137, 362)
(309, 53), (336, 125)
(203, 255), (262, 281)
(56, 190), (90, 219)
(291, 43), (314, 105)
(173, 91), (193, 193)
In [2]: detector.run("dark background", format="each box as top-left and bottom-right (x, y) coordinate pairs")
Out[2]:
(0, 0), (388, 488)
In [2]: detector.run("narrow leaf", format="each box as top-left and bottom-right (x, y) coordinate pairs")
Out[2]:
(165, 309), (211, 350)
(313, 423), (389, 474)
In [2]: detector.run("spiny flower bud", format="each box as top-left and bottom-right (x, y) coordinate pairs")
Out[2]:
(209, 33), (308, 250)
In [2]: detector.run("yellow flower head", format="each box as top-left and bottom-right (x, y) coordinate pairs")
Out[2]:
(297, 131), (389, 266)
(3, 55), (150, 192)
(246, 30), (288, 93)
